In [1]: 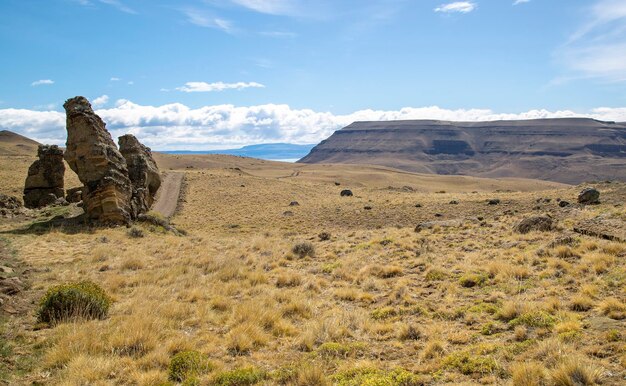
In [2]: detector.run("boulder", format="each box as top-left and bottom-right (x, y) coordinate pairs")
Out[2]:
(64, 96), (133, 224)
(340, 189), (353, 197)
(118, 134), (161, 218)
(578, 187), (600, 205)
(514, 216), (554, 234)
(487, 199), (500, 205)
(23, 145), (65, 208)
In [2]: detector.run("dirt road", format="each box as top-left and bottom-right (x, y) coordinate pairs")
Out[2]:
(151, 172), (184, 218)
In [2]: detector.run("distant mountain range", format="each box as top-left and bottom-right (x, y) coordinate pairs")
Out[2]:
(299, 118), (626, 184)
(162, 143), (315, 161)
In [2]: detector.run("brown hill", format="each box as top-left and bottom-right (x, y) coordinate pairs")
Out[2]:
(0, 130), (41, 156)
(298, 118), (626, 184)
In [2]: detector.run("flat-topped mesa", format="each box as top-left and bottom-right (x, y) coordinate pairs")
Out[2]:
(118, 134), (162, 217)
(23, 144), (65, 208)
(299, 118), (626, 184)
(63, 96), (133, 224)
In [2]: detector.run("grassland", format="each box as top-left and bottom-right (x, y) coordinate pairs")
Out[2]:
(0, 151), (625, 385)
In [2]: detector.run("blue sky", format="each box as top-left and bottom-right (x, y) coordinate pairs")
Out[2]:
(1, 0), (626, 150)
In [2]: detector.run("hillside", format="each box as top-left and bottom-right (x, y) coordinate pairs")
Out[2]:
(299, 118), (626, 184)
(0, 130), (40, 156)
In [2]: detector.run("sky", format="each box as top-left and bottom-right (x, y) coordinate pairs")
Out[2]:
(1, 0), (626, 150)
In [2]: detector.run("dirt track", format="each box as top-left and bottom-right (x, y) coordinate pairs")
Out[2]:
(151, 172), (184, 218)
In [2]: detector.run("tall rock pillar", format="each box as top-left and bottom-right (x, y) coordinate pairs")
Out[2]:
(63, 96), (132, 224)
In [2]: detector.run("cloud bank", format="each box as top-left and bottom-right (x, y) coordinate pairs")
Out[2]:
(176, 81), (265, 93)
(1, 101), (625, 151)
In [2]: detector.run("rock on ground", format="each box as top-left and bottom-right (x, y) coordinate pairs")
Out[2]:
(578, 187), (600, 205)
(118, 134), (162, 218)
(23, 145), (65, 208)
(514, 216), (554, 234)
(64, 96), (133, 224)
(573, 217), (625, 242)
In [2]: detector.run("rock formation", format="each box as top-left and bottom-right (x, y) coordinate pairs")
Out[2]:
(23, 145), (65, 208)
(63, 96), (133, 224)
(118, 134), (161, 218)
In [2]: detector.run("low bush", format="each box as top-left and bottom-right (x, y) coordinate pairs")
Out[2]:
(127, 227), (144, 238)
(212, 367), (266, 386)
(332, 367), (424, 386)
(168, 350), (213, 383)
(37, 281), (112, 324)
(292, 242), (315, 258)
(318, 232), (331, 241)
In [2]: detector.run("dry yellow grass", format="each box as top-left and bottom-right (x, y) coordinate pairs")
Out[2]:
(0, 154), (624, 385)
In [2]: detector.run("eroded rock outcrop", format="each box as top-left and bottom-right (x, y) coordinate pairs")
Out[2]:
(23, 145), (65, 208)
(118, 134), (161, 218)
(63, 97), (133, 224)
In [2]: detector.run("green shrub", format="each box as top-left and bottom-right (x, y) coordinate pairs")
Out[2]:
(443, 351), (500, 375)
(509, 311), (556, 328)
(458, 272), (487, 288)
(371, 306), (398, 320)
(425, 268), (447, 281)
(212, 367), (266, 386)
(292, 242), (315, 258)
(37, 281), (112, 324)
(332, 367), (424, 386)
(169, 350), (213, 383)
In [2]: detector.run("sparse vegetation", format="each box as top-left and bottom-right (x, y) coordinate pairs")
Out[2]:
(1, 154), (624, 384)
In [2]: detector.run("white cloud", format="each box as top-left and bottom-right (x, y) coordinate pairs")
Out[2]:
(73, 0), (136, 14)
(127, 81), (134, 85)
(176, 81), (265, 92)
(2, 101), (626, 151)
(182, 9), (236, 34)
(98, 0), (136, 14)
(92, 95), (109, 107)
(110, 77), (121, 81)
(229, 0), (299, 16)
(557, 0), (626, 82)
(31, 79), (54, 87)
(513, 0), (530, 5)
(435, 2), (476, 14)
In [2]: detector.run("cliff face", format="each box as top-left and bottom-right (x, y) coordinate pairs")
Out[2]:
(298, 118), (626, 184)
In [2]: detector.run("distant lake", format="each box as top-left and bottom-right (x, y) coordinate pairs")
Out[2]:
(159, 143), (314, 162)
